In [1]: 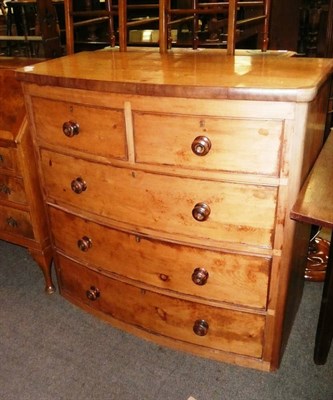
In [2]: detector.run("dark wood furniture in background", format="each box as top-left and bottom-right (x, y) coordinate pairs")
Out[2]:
(0, 58), (54, 294)
(63, 0), (271, 55)
(161, 0), (271, 54)
(291, 132), (333, 365)
(269, 0), (333, 58)
(1, 0), (332, 57)
(0, 0), (62, 58)
(63, 0), (117, 55)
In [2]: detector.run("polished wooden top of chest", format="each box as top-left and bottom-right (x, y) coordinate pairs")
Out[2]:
(16, 48), (333, 102)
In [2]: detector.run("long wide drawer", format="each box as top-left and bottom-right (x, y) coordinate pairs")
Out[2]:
(41, 150), (277, 248)
(31, 97), (128, 161)
(49, 206), (270, 309)
(57, 254), (265, 358)
(133, 112), (283, 176)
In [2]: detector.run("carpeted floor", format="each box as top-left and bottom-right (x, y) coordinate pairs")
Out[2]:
(0, 239), (332, 400)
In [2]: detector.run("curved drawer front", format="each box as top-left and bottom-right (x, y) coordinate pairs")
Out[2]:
(134, 112), (283, 176)
(41, 150), (277, 248)
(0, 147), (17, 172)
(0, 204), (34, 239)
(58, 254), (265, 358)
(0, 174), (27, 205)
(31, 97), (127, 160)
(49, 207), (270, 309)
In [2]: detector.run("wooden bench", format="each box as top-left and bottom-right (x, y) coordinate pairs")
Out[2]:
(291, 131), (333, 365)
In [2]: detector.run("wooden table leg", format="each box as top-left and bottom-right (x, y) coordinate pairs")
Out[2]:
(314, 230), (333, 364)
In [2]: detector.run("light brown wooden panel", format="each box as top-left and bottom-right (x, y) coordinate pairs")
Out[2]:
(57, 254), (265, 358)
(49, 206), (270, 309)
(32, 97), (128, 161)
(134, 112), (283, 176)
(41, 150), (278, 248)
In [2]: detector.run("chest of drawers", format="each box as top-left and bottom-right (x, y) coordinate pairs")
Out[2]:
(17, 49), (333, 370)
(0, 58), (54, 293)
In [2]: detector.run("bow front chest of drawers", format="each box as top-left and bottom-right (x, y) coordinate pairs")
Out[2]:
(17, 50), (333, 371)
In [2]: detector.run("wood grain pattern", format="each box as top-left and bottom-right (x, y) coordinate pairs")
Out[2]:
(32, 96), (128, 161)
(40, 149), (278, 248)
(19, 50), (333, 370)
(49, 206), (271, 309)
(16, 49), (333, 101)
(58, 254), (265, 358)
(133, 112), (283, 176)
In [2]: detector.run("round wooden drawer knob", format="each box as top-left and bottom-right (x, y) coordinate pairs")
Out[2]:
(192, 202), (211, 221)
(78, 236), (92, 252)
(192, 267), (209, 285)
(193, 319), (209, 336)
(86, 286), (100, 301)
(191, 136), (211, 156)
(63, 121), (80, 137)
(71, 177), (87, 194)
(6, 216), (18, 228)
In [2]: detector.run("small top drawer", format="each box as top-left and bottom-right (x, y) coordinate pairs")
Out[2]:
(31, 97), (128, 160)
(133, 112), (283, 176)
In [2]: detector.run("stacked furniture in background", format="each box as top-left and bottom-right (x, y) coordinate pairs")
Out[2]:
(0, 58), (54, 293)
(63, 0), (271, 55)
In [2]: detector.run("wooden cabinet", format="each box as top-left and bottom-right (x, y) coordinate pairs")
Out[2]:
(0, 58), (54, 293)
(17, 49), (333, 371)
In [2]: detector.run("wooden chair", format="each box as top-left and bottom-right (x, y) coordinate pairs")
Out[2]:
(159, 0), (271, 54)
(0, 0), (6, 16)
(126, 1), (160, 46)
(63, 0), (127, 54)
(64, 1), (162, 54)
(0, 0), (62, 58)
(63, 1), (270, 55)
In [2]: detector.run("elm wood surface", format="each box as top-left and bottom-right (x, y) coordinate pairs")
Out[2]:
(0, 58), (54, 293)
(17, 49), (333, 371)
(291, 132), (333, 364)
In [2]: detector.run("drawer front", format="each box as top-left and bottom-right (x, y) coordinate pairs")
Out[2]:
(0, 147), (17, 172)
(134, 112), (283, 176)
(57, 254), (265, 358)
(0, 204), (34, 239)
(0, 174), (27, 205)
(41, 150), (277, 247)
(49, 207), (270, 308)
(31, 97), (128, 160)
